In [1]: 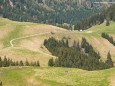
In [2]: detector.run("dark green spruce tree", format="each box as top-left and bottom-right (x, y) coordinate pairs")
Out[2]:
(0, 57), (2, 67)
(44, 37), (114, 70)
(20, 60), (24, 66)
(106, 52), (114, 67)
(48, 58), (54, 67)
(0, 81), (2, 86)
(25, 59), (29, 66)
(36, 61), (40, 66)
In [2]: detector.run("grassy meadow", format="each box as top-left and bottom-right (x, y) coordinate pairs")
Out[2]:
(0, 18), (115, 86)
(0, 67), (115, 86)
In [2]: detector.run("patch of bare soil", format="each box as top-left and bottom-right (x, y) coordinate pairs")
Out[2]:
(110, 75), (115, 86)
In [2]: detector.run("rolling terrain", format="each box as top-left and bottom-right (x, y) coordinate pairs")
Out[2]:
(0, 18), (115, 86)
(0, 67), (115, 86)
(0, 18), (115, 64)
(0, 0), (114, 25)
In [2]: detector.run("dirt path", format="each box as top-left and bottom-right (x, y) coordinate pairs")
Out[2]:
(9, 31), (76, 57)
(110, 75), (115, 86)
(9, 32), (57, 58)
(10, 32), (50, 47)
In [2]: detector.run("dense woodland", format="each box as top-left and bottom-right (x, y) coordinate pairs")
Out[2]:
(74, 13), (105, 30)
(44, 37), (114, 71)
(0, 56), (40, 67)
(0, 0), (115, 30)
(0, 0), (114, 30)
(75, 5), (115, 30)
(101, 33), (115, 46)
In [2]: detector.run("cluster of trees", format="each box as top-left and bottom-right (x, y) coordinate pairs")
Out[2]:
(75, 13), (105, 30)
(81, 37), (101, 59)
(0, 0), (104, 29)
(44, 37), (114, 71)
(0, 56), (40, 67)
(106, 5), (115, 21)
(0, 0), (115, 30)
(74, 5), (115, 30)
(101, 33), (115, 46)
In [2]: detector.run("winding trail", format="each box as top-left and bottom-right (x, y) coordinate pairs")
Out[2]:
(0, 31), (75, 57)
(10, 32), (50, 47)
(9, 32), (56, 58)
(9, 31), (77, 57)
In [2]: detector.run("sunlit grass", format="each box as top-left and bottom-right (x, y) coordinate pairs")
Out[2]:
(0, 67), (115, 86)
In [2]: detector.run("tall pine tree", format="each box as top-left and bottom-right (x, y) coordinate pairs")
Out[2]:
(106, 52), (114, 67)
(48, 58), (54, 67)
(0, 57), (2, 67)
(0, 81), (2, 86)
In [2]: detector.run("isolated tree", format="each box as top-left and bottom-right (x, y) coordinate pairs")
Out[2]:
(106, 20), (110, 26)
(0, 81), (2, 86)
(3, 57), (8, 67)
(106, 13), (110, 26)
(15, 61), (19, 66)
(36, 60), (40, 66)
(20, 60), (24, 66)
(25, 59), (29, 66)
(106, 52), (114, 67)
(0, 57), (2, 67)
(48, 58), (54, 67)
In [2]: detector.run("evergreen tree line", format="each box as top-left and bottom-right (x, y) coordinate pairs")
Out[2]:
(0, 56), (40, 67)
(74, 5), (115, 30)
(101, 33), (115, 46)
(44, 37), (114, 71)
(0, 0), (115, 31)
(75, 13), (105, 30)
(0, 0), (115, 30)
(0, 0), (105, 30)
(81, 37), (101, 59)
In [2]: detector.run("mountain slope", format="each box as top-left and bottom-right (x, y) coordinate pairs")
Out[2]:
(0, 18), (67, 66)
(0, 0), (114, 25)
(0, 18), (115, 66)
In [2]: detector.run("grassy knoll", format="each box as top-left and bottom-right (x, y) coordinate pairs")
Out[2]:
(87, 22), (115, 34)
(0, 18), (115, 62)
(0, 18), (115, 86)
(0, 18), (115, 63)
(0, 67), (115, 86)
